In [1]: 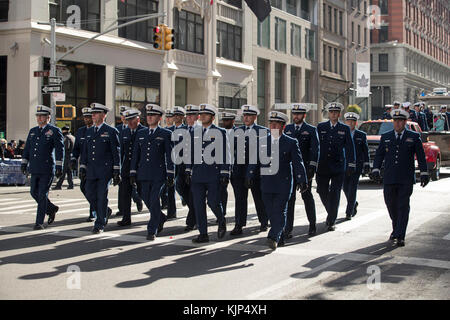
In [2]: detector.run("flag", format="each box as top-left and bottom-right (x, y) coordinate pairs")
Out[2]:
(244, 0), (272, 22)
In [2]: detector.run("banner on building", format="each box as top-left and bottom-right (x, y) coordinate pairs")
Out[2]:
(356, 63), (370, 98)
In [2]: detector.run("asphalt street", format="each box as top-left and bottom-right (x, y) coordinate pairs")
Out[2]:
(0, 170), (449, 300)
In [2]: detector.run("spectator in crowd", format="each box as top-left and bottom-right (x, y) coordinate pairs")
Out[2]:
(15, 140), (25, 157)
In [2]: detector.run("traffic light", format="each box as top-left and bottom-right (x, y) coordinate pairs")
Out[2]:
(153, 24), (164, 50)
(56, 105), (76, 120)
(163, 26), (175, 51)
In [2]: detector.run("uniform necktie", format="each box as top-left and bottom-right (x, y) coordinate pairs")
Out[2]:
(149, 129), (154, 135)
(203, 128), (207, 135)
(295, 125), (300, 132)
(94, 127), (98, 134)
(189, 126), (193, 133)
(245, 126), (250, 131)
(396, 133), (401, 144)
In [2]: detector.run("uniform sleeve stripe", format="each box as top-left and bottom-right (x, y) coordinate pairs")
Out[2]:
(372, 168), (380, 173)
(55, 161), (63, 165)
(348, 163), (356, 167)
(167, 170), (175, 174)
(130, 170), (137, 174)
(113, 166), (120, 170)
(309, 161), (318, 167)
(420, 172), (429, 176)
(21, 159), (28, 164)
(79, 164), (86, 169)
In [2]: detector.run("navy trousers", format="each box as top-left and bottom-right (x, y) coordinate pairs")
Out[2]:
(262, 192), (291, 243)
(30, 174), (56, 225)
(231, 177), (268, 227)
(161, 184), (176, 216)
(80, 177), (96, 219)
(118, 177), (133, 220)
(139, 180), (166, 235)
(343, 171), (361, 216)
(175, 168), (196, 227)
(286, 180), (316, 233)
(85, 178), (111, 230)
(316, 172), (345, 225)
(220, 184), (228, 217)
(191, 181), (225, 236)
(383, 184), (413, 240)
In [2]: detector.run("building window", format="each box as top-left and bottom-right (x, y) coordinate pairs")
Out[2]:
(323, 4), (326, 29)
(339, 50), (343, 75)
(218, 83), (247, 109)
(174, 9), (204, 54)
(379, 53), (388, 72)
(118, 0), (158, 44)
(223, 0), (242, 8)
(0, 0), (8, 22)
(379, 25), (388, 42)
(364, 27), (367, 46)
(275, 63), (283, 103)
(257, 59), (267, 124)
(291, 23), (301, 57)
(275, 17), (286, 53)
(334, 8), (337, 33)
(323, 45), (327, 71)
(0, 56), (6, 135)
(370, 54), (373, 72)
(49, 0), (101, 32)
(339, 11), (343, 35)
(257, 15), (270, 48)
(305, 29), (315, 61)
(271, 0), (282, 9)
(328, 46), (332, 72)
(287, 0), (297, 16)
(217, 21), (242, 62)
(328, 6), (332, 32)
(351, 21), (354, 43)
(291, 67), (299, 102)
(358, 25), (361, 45)
(300, 0), (310, 20)
(115, 67), (160, 126)
(334, 48), (338, 74)
(379, 0), (388, 15)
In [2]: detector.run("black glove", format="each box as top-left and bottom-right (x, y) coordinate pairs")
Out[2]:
(220, 176), (229, 187)
(184, 172), (191, 186)
(113, 173), (121, 186)
(55, 168), (62, 179)
(21, 163), (28, 176)
(371, 170), (381, 182)
(79, 168), (86, 183)
(166, 176), (174, 188)
(298, 182), (308, 194)
(70, 159), (77, 171)
(244, 178), (254, 189)
(307, 166), (315, 180)
(363, 164), (371, 175)
(130, 176), (137, 188)
(420, 175), (429, 188)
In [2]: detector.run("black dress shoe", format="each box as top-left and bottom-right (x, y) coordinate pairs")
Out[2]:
(86, 217), (95, 222)
(352, 201), (358, 217)
(116, 211), (122, 216)
(107, 207), (112, 218)
(117, 219), (131, 227)
(217, 223), (226, 239)
(158, 214), (167, 234)
(230, 226), (243, 236)
(184, 225), (195, 232)
(285, 231), (293, 239)
(33, 224), (45, 230)
(136, 201), (143, 212)
(67, 185), (74, 190)
(389, 233), (396, 241)
(345, 214), (352, 221)
(167, 213), (177, 220)
(52, 186), (62, 190)
(161, 204), (168, 210)
(259, 224), (268, 232)
(396, 239), (405, 247)
(181, 198), (187, 207)
(308, 224), (316, 236)
(47, 205), (59, 225)
(92, 228), (103, 234)
(146, 233), (155, 241)
(192, 234), (209, 243)
(327, 223), (336, 231)
(267, 238), (277, 250)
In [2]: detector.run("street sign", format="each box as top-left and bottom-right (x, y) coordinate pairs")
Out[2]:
(52, 92), (66, 101)
(49, 76), (62, 85)
(34, 70), (50, 77)
(41, 85), (62, 94)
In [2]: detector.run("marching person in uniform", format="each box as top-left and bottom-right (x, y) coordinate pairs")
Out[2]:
(316, 102), (356, 231)
(402, 102), (418, 123)
(22, 105), (64, 229)
(164, 106), (186, 220)
(53, 126), (74, 190)
(371, 108), (429, 247)
(161, 109), (175, 211)
(413, 102), (429, 131)
(382, 105), (393, 120)
(116, 106), (130, 135)
(247, 111), (308, 250)
(392, 101), (401, 110)
(342, 112), (370, 220)
(71, 107), (98, 222)
(284, 103), (319, 237)
(230, 105), (269, 236)
(130, 104), (175, 240)
(177, 104), (199, 231)
(185, 103), (230, 243)
(219, 112), (237, 218)
(117, 108), (145, 227)
(165, 110), (175, 128)
(440, 105), (450, 131)
(79, 103), (121, 234)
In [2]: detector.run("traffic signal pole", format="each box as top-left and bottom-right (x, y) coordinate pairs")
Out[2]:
(49, 18), (57, 124)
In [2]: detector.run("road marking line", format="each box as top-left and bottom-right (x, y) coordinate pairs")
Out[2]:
(0, 198), (87, 212)
(336, 210), (386, 233)
(443, 233), (450, 240)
